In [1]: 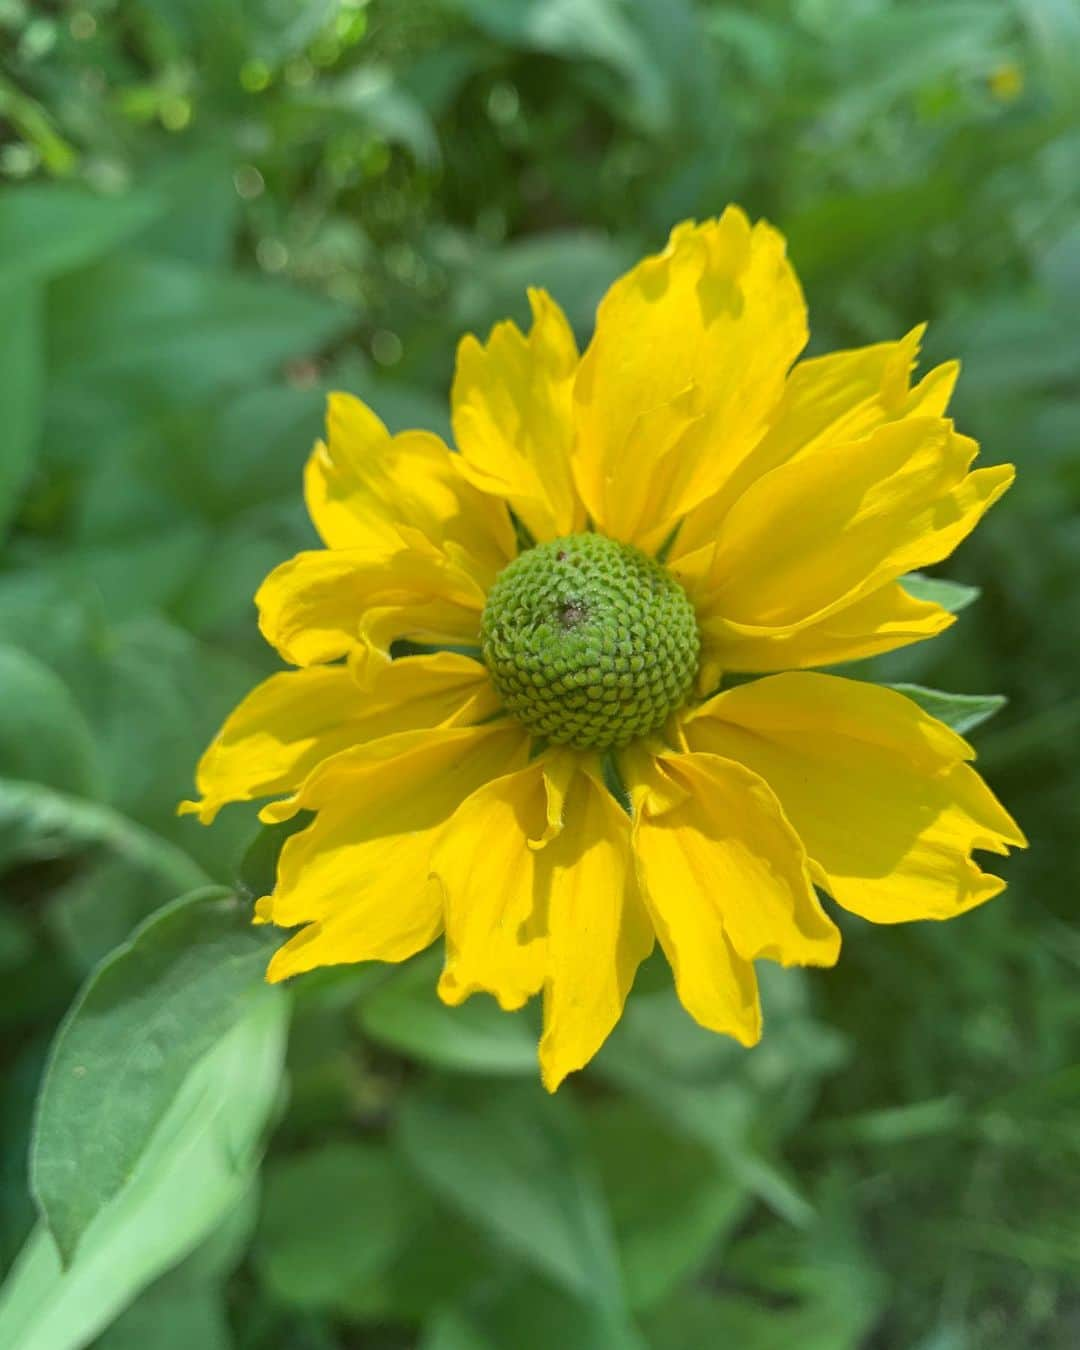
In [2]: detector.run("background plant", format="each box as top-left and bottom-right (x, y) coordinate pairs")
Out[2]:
(1, 0), (1078, 1346)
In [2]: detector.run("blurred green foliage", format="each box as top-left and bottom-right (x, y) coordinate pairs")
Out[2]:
(1, 0), (1078, 1346)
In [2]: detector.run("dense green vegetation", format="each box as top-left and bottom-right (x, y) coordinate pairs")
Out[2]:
(1, 1), (1078, 1346)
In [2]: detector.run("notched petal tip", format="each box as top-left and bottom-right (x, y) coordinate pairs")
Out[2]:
(177, 797), (217, 826)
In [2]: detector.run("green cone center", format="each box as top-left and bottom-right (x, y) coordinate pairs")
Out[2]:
(480, 533), (700, 750)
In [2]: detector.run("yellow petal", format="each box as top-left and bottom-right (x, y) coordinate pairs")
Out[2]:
(264, 722), (530, 981)
(627, 756), (761, 1041)
(255, 546), (486, 669)
(306, 393), (515, 587)
(537, 760), (655, 1092)
(572, 208), (806, 550)
(697, 417), (1013, 630)
(685, 674), (1026, 924)
(180, 652), (498, 824)
(451, 288), (583, 542)
(672, 325), (959, 559)
(433, 754), (568, 1013)
(677, 578), (955, 681)
(625, 746), (838, 994)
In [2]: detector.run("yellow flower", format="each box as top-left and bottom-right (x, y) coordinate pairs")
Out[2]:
(183, 207), (1025, 1091)
(988, 62), (1024, 103)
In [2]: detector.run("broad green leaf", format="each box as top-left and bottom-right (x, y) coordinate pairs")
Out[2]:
(0, 779), (207, 892)
(645, 1175), (883, 1350)
(303, 67), (440, 167)
(95, 1286), (232, 1350)
(0, 281), (42, 535)
(0, 186), (161, 290)
(900, 572), (981, 614)
(331, 1204), (493, 1325)
(0, 646), (100, 797)
(398, 1080), (626, 1320)
(136, 148), (240, 267)
(450, 232), (637, 338)
(1018, 0), (1080, 103)
(422, 1273), (646, 1350)
(254, 1142), (424, 1310)
(46, 855), (194, 974)
(358, 952), (538, 1076)
(887, 684), (1007, 735)
(0, 994), (287, 1350)
(449, 0), (662, 129)
(236, 815), (315, 904)
(644, 1286), (873, 1350)
(98, 1179), (258, 1349)
(595, 972), (846, 1228)
(584, 1100), (748, 1310)
(48, 255), (353, 402)
(31, 888), (279, 1261)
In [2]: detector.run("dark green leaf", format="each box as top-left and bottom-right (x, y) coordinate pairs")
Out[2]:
(255, 1142), (424, 1311)
(237, 815), (315, 904)
(95, 1285), (232, 1350)
(422, 1272), (646, 1350)
(0, 780), (207, 890)
(0, 281), (42, 535)
(0, 646), (100, 797)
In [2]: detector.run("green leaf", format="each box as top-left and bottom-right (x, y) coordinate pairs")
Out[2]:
(48, 255), (353, 403)
(236, 815), (315, 905)
(886, 684), (1007, 735)
(0, 779), (207, 891)
(136, 148), (241, 267)
(95, 1285), (232, 1350)
(900, 571), (981, 614)
(358, 952), (539, 1076)
(0, 646), (100, 797)
(0, 186), (161, 290)
(422, 1273), (645, 1350)
(595, 973), (847, 1227)
(30, 888), (279, 1261)
(254, 1142), (424, 1310)
(46, 855), (196, 975)
(584, 1100), (748, 1310)
(0, 993), (287, 1350)
(449, 0), (662, 129)
(451, 232), (638, 339)
(304, 67), (440, 168)
(398, 1079), (627, 1320)
(0, 281), (43, 535)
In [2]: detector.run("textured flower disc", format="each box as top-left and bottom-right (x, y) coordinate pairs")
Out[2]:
(480, 533), (701, 749)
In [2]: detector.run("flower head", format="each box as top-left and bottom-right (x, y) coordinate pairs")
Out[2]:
(183, 207), (1025, 1091)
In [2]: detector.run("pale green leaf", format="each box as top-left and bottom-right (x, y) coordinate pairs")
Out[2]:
(0, 994), (287, 1350)
(30, 889), (278, 1261)
(887, 684), (1007, 735)
(900, 572), (981, 614)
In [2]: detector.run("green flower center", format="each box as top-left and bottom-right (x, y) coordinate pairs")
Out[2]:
(480, 533), (701, 750)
